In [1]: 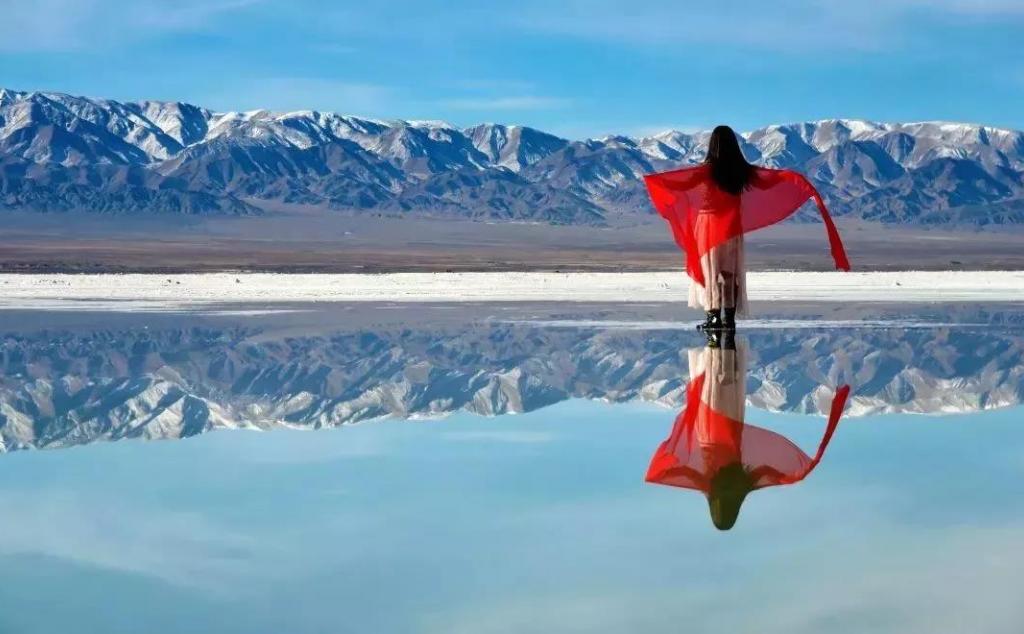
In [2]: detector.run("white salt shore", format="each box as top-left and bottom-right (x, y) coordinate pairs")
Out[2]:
(0, 271), (1020, 312)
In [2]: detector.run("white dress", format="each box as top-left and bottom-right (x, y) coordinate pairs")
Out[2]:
(688, 342), (747, 423)
(687, 231), (748, 316)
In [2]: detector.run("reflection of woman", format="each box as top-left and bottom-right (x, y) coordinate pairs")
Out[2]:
(645, 339), (850, 530)
(643, 126), (851, 332)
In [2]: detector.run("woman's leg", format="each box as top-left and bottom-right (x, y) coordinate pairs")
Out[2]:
(716, 237), (742, 329)
(699, 250), (723, 330)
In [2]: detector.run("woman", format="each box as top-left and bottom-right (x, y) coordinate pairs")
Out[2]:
(643, 126), (851, 331)
(645, 339), (850, 530)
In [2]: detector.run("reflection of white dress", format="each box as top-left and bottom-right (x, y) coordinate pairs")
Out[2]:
(687, 234), (748, 316)
(688, 343), (746, 423)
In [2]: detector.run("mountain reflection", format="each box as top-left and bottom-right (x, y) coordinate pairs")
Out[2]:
(646, 336), (849, 530)
(0, 316), (1018, 451)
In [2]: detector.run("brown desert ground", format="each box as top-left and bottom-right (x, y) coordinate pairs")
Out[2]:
(0, 209), (1021, 273)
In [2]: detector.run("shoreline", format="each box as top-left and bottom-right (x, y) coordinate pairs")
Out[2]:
(0, 271), (1021, 311)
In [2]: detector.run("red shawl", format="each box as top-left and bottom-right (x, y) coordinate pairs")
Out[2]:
(643, 165), (851, 287)
(646, 374), (850, 492)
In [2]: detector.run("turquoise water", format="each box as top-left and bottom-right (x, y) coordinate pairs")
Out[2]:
(0, 308), (1021, 633)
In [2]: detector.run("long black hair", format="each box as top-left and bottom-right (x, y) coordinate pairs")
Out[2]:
(705, 125), (753, 195)
(707, 461), (754, 531)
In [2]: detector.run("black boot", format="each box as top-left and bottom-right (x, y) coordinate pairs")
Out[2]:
(722, 330), (736, 350)
(723, 307), (737, 330)
(697, 309), (723, 331)
(705, 329), (722, 348)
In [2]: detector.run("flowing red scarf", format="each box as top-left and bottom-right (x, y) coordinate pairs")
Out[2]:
(643, 165), (851, 287)
(646, 374), (850, 491)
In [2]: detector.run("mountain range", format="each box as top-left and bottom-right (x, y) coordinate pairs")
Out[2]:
(2, 88), (1024, 225)
(1, 321), (1021, 452)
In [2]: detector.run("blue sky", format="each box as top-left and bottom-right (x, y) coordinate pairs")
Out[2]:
(1, 0), (1023, 138)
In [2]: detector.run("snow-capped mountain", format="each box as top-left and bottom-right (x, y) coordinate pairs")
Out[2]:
(1, 319), (1021, 451)
(2, 87), (1024, 224)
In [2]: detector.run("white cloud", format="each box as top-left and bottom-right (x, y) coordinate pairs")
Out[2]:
(0, 0), (261, 52)
(511, 0), (1024, 52)
(199, 77), (394, 116)
(894, 0), (1024, 14)
(438, 78), (572, 113)
(420, 520), (1024, 634)
(441, 96), (572, 111)
(3, 1), (1021, 55)
(310, 42), (358, 55)
(623, 124), (705, 137)
(540, 121), (705, 141)
(0, 490), (257, 592)
(452, 79), (540, 93)
(441, 430), (556, 444)
(0, 0), (98, 51)
(126, 0), (262, 30)
(225, 427), (391, 464)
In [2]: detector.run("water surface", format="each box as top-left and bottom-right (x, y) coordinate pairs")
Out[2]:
(0, 304), (1020, 633)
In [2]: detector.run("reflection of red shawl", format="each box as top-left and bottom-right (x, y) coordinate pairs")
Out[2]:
(646, 374), (850, 491)
(643, 165), (851, 287)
